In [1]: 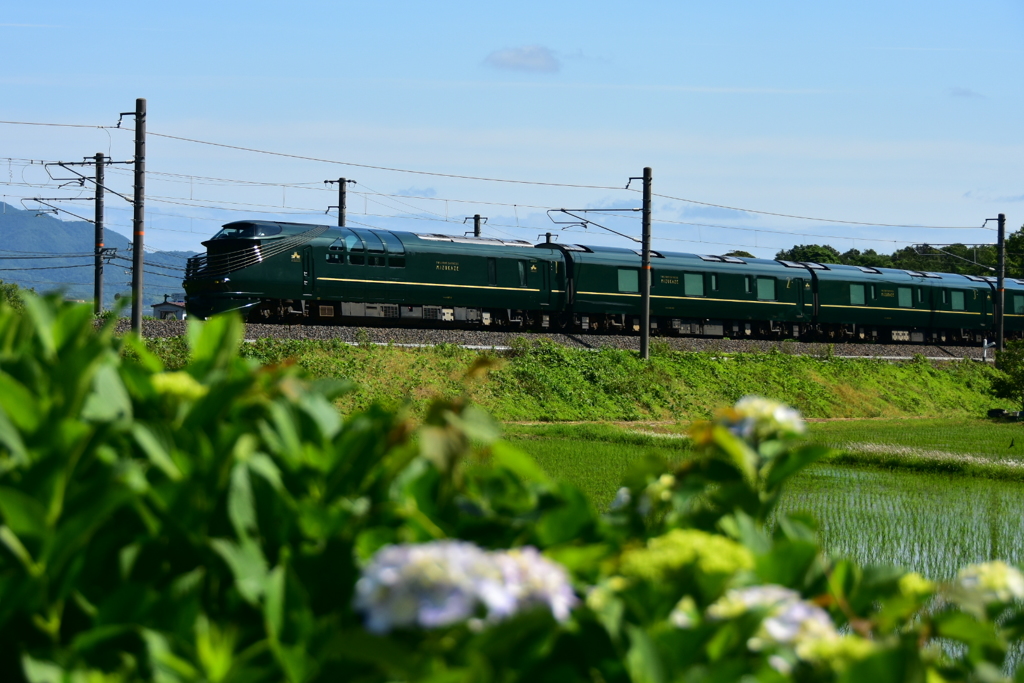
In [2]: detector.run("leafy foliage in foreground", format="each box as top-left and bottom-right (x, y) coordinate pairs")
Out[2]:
(3, 294), (1024, 682)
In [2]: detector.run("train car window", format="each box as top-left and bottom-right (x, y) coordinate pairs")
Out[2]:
(389, 257), (406, 268)
(684, 273), (704, 297)
(744, 276), (752, 294)
(951, 291), (965, 310)
(326, 253), (342, 264)
(328, 238), (345, 251)
(378, 231), (406, 255)
(352, 228), (385, 253)
(870, 285), (877, 299)
(344, 233), (364, 253)
(756, 277), (776, 301)
(349, 254), (365, 265)
(368, 255), (385, 267)
(850, 284), (865, 305)
(710, 274), (719, 291)
(519, 261), (527, 287)
(618, 268), (639, 293)
(898, 287), (912, 308)
(1015, 295), (1024, 314)
(942, 290), (947, 305)
(488, 258), (497, 285)
(917, 288), (923, 302)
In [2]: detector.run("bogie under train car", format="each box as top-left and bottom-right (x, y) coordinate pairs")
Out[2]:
(184, 220), (1024, 343)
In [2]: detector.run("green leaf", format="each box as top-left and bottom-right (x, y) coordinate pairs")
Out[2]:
(764, 444), (831, 490)
(132, 423), (182, 481)
(490, 440), (552, 485)
(625, 624), (667, 683)
(210, 537), (268, 605)
(0, 371), (38, 432)
(142, 629), (200, 683)
(81, 363), (133, 423)
(537, 484), (593, 546)
(20, 655), (65, 683)
(0, 525), (42, 576)
(0, 407), (28, 466)
(0, 486), (49, 538)
(228, 463), (258, 539)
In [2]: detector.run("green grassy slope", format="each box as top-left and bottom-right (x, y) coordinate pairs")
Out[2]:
(147, 336), (1005, 422)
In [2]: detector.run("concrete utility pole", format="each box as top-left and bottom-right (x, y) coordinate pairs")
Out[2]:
(129, 98), (146, 333)
(640, 167), (652, 360)
(94, 153), (104, 314)
(998, 212), (1006, 353)
(325, 178), (356, 227)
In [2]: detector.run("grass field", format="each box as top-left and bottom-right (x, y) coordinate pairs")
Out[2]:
(506, 418), (1024, 580)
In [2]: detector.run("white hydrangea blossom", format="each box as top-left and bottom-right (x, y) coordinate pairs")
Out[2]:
(727, 396), (806, 441)
(956, 561), (1024, 604)
(707, 585), (837, 655)
(494, 547), (578, 622)
(354, 540), (577, 633)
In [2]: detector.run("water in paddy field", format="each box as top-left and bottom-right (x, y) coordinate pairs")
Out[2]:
(778, 465), (1024, 580)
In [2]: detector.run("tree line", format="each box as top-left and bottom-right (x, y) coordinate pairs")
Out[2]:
(722, 224), (1024, 278)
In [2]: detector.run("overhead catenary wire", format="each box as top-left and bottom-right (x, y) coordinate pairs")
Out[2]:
(651, 191), (993, 230)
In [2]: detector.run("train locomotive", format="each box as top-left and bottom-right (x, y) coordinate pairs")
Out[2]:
(184, 219), (1024, 344)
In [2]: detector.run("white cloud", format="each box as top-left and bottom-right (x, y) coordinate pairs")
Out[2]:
(484, 45), (560, 73)
(396, 187), (437, 197)
(949, 86), (985, 99)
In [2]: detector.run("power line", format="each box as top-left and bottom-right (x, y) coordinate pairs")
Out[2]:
(0, 120), (119, 130)
(652, 191), (992, 230)
(140, 129), (625, 190)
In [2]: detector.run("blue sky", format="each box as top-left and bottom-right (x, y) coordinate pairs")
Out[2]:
(2, 0), (1021, 257)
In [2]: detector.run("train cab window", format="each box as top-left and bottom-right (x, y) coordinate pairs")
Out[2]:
(211, 223), (282, 240)
(487, 258), (497, 285)
(618, 268), (639, 293)
(756, 277), (776, 301)
(710, 274), (719, 291)
(951, 291), (965, 311)
(898, 287), (912, 308)
(684, 272), (704, 297)
(850, 284), (865, 305)
(1015, 295), (1024, 314)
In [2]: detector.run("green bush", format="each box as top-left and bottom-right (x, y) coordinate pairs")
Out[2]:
(2, 294), (1024, 682)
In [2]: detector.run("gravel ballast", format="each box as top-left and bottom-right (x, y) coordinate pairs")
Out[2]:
(117, 319), (993, 360)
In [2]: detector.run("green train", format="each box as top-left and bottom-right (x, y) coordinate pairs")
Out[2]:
(184, 219), (1024, 343)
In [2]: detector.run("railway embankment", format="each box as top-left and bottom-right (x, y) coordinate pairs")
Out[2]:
(134, 320), (1004, 423)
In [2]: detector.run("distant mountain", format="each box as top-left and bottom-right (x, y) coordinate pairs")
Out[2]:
(0, 203), (198, 309)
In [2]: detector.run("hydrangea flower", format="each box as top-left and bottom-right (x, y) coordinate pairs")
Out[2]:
(707, 585), (837, 655)
(620, 529), (754, 583)
(494, 547), (578, 622)
(955, 561), (1024, 604)
(718, 396), (806, 442)
(353, 540), (577, 633)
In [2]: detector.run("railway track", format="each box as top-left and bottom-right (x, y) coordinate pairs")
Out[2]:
(119, 319), (993, 361)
